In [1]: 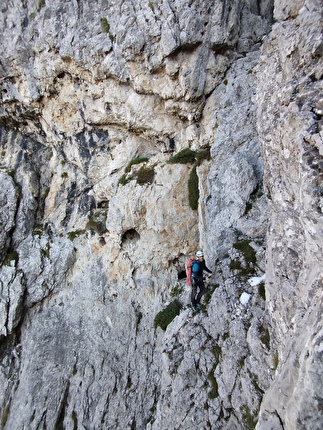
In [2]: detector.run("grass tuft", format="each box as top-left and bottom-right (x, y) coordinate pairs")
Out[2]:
(154, 300), (182, 331)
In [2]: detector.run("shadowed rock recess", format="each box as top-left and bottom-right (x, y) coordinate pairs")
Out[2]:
(0, 0), (322, 429)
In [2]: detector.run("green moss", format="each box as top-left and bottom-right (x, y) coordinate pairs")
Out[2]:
(100, 17), (110, 33)
(231, 240), (257, 278)
(148, 1), (155, 12)
(125, 157), (149, 173)
(168, 148), (196, 164)
(233, 240), (256, 264)
(204, 283), (219, 305)
(222, 332), (229, 341)
(170, 284), (181, 298)
(229, 259), (242, 271)
(118, 173), (130, 186)
(61, 172), (68, 179)
(188, 165), (199, 210)
(195, 148), (211, 165)
(4, 251), (19, 267)
(240, 405), (258, 430)
(67, 230), (85, 241)
(71, 411), (77, 430)
(126, 375), (132, 389)
(211, 345), (222, 363)
(154, 299), (182, 331)
(37, 0), (45, 12)
(244, 201), (253, 215)
(273, 352), (279, 370)
(207, 371), (218, 399)
(238, 356), (246, 368)
(258, 282), (266, 300)
(33, 223), (45, 237)
(119, 157), (151, 185)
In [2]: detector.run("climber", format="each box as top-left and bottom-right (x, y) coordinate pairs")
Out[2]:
(190, 250), (212, 312)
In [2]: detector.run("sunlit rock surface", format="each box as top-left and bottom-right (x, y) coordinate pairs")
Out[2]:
(0, 0), (322, 429)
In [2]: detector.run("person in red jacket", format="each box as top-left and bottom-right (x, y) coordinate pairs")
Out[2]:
(190, 250), (212, 311)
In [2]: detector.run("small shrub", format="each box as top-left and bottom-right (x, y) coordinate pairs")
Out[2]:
(188, 165), (199, 210)
(61, 172), (68, 179)
(154, 300), (182, 331)
(168, 148), (196, 164)
(135, 166), (155, 185)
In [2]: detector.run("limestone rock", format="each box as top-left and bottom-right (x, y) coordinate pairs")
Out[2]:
(0, 0), (322, 429)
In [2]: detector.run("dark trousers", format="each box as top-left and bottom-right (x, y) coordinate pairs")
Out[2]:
(191, 278), (206, 307)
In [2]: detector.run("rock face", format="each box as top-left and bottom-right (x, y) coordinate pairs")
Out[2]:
(0, 0), (322, 429)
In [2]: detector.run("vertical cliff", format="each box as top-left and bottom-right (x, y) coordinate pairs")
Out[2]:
(255, 1), (323, 428)
(0, 0), (322, 429)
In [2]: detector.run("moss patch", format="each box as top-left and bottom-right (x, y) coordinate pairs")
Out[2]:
(154, 300), (182, 331)
(207, 370), (219, 399)
(258, 282), (266, 300)
(240, 405), (258, 430)
(188, 165), (199, 210)
(4, 251), (19, 267)
(125, 157), (149, 173)
(233, 240), (256, 264)
(230, 239), (257, 278)
(67, 230), (85, 241)
(135, 166), (155, 185)
(168, 148), (196, 164)
(100, 17), (110, 33)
